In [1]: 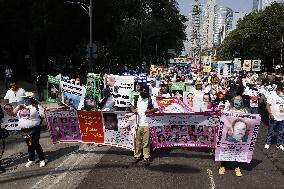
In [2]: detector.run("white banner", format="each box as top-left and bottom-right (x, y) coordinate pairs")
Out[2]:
(60, 81), (86, 110)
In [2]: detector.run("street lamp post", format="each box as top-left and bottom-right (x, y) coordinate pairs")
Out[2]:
(65, 0), (94, 72)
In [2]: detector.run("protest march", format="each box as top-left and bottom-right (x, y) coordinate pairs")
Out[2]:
(4, 57), (283, 179)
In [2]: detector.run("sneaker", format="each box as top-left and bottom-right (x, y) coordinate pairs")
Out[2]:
(235, 167), (242, 177)
(143, 159), (150, 166)
(276, 145), (284, 150)
(39, 160), (46, 167)
(264, 144), (270, 149)
(218, 166), (225, 175)
(25, 160), (35, 168)
(132, 158), (142, 164)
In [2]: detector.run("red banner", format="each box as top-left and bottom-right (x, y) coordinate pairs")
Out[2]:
(77, 111), (104, 143)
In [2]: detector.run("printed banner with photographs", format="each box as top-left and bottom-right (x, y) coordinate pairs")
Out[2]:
(1, 103), (20, 130)
(61, 81), (86, 110)
(45, 109), (81, 144)
(78, 111), (104, 143)
(243, 60), (252, 72)
(251, 60), (261, 72)
(215, 112), (261, 163)
(148, 112), (220, 150)
(47, 76), (61, 103)
(102, 112), (137, 150)
(85, 73), (102, 110)
(112, 75), (135, 108)
(156, 98), (192, 113)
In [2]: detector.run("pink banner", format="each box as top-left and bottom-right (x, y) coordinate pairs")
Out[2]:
(45, 109), (81, 144)
(215, 112), (261, 163)
(148, 112), (220, 150)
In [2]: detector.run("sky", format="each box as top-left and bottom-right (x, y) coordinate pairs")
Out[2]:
(177, 0), (254, 16)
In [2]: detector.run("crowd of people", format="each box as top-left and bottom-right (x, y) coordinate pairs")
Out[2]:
(1, 64), (284, 178)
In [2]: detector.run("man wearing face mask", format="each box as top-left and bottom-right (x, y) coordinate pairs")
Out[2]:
(264, 85), (284, 150)
(130, 85), (158, 166)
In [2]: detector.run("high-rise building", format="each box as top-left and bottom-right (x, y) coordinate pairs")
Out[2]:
(253, 0), (281, 11)
(232, 12), (246, 30)
(201, 0), (216, 50)
(213, 5), (233, 45)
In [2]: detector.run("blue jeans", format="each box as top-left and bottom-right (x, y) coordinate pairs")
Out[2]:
(265, 120), (284, 145)
(249, 107), (258, 114)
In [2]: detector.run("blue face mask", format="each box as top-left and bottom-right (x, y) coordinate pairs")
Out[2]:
(280, 92), (284, 97)
(23, 98), (31, 106)
(234, 101), (242, 108)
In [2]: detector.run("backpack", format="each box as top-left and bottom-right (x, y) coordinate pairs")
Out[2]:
(133, 96), (154, 110)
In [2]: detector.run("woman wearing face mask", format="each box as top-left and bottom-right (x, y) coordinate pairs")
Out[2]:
(11, 93), (46, 168)
(219, 95), (247, 177)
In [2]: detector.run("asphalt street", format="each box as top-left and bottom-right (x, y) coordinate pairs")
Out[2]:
(0, 123), (284, 189)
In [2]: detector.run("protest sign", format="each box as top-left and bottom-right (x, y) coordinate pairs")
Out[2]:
(61, 81), (86, 110)
(102, 112), (137, 150)
(156, 98), (192, 113)
(1, 103), (20, 130)
(148, 112), (220, 150)
(85, 73), (102, 109)
(243, 60), (252, 72)
(78, 111), (104, 143)
(171, 82), (185, 91)
(135, 73), (147, 84)
(215, 112), (261, 163)
(47, 76), (60, 103)
(251, 60), (261, 72)
(112, 75), (135, 108)
(45, 109), (81, 143)
(150, 65), (164, 77)
(233, 60), (242, 72)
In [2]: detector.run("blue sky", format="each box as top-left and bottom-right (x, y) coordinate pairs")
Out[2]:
(177, 0), (253, 16)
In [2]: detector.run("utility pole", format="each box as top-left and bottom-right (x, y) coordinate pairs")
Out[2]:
(65, 0), (94, 73)
(89, 0), (93, 73)
(281, 35), (283, 75)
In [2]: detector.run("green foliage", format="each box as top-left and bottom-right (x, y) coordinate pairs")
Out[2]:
(0, 0), (187, 76)
(216, 2), (284, 70)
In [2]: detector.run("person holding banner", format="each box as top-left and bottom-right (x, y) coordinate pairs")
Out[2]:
(4, 81), (26, 103)
(264, 85), (284, 150)
(219, 95), (247, 177)
(11, 93), (46, 168)
(0, 106), (6, 173)
(130, 85), (158, 166)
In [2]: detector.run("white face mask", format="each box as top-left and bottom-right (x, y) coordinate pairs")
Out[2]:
(232, 122), (247, 141)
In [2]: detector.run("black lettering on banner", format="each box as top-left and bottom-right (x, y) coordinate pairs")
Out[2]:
(249, 125), (259, 151)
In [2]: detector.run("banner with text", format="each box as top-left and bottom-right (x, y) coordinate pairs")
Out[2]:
(148, 112), (220, 150)
(61, 81), (86, 110)
(215, 112), (261, 163)
(1, 103), (20, 130)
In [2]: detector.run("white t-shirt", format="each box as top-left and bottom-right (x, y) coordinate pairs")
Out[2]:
(17, 105), (42, 129)
(131, 97), (158, 127)
(4, 88), (26, 103)
(266, 91), (284, 121)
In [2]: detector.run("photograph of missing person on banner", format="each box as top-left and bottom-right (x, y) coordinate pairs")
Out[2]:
(103, 113), (118, 131)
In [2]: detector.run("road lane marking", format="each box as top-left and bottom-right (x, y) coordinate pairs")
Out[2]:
(31, 144), (108, 189)
(207, 169), (216, 189)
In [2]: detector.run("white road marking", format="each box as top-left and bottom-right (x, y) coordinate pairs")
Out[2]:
(30, 144), (108, 189)
(207, 169), (216, 189)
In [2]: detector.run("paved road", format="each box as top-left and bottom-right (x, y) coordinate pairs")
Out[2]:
(0, 123), (284, 189)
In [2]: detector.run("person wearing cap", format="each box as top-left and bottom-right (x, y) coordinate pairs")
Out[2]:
(11, 92), (46, 168)
(264, 85), (284, 151)
(130, 85), (158, 166)
(4, 81), (26, 103)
